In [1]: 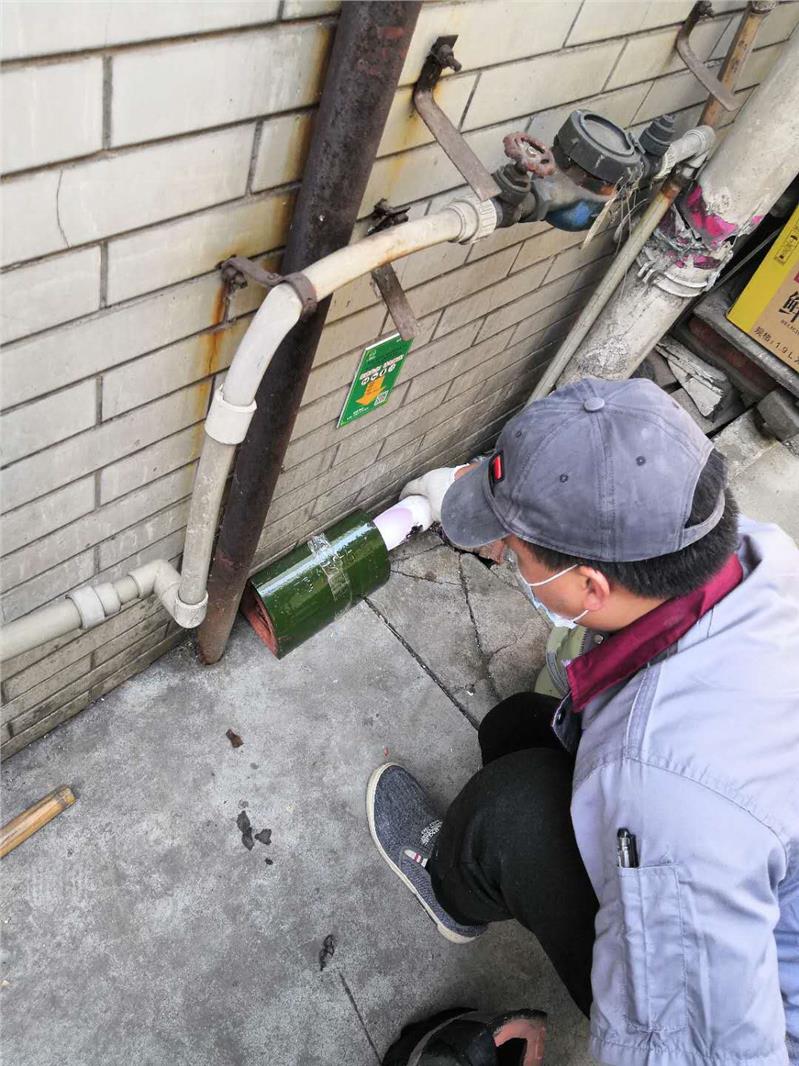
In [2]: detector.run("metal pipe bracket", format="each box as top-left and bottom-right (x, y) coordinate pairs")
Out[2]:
(220, 256), (318, 318)
(413, 36), (500, 201)
(676, 2), (739, 112)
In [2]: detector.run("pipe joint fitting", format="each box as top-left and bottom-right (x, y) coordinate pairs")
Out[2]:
(94, 582), (122, 617)
(66, 586), (107, 630)
(205, 387), (257, 445)
(447, 193), (498, 244)
(170, 592), (208, 629)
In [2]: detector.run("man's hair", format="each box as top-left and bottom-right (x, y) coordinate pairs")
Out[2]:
(521, 449), (740, 600)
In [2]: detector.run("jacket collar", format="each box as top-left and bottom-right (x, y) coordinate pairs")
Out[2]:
(566, 553), (743, 711)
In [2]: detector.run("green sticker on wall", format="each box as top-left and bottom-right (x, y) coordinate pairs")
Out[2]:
(337, 332), (413, 428)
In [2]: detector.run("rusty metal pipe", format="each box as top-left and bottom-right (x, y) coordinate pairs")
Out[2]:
(530, 0), (775, 401)
(699, 1), (776, 129)
(197, 1), (422, 665)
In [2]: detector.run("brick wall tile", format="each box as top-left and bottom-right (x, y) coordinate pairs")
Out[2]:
(87, 631), (187, 704)
(282, 1), (340, 18)
(475, 270), (582, 343)
(0, 476), (95, 557)
(2, 693), (91, 758)
(1, 654), (92, 725)
(633, 63), (721, 125)
(1, 2), (280, 60)
(1, 58), (102, 173)
(511, 227), (584, 274)
(92, 615), (169, 666)
(0, 548), (94, 624)
(435, 258), (550, 338)
(407, 325), (515, 405)
(607, 16), (729, 90)
(106, 191), (293, 304)
(2, 273), (221, 408)
(2, 381), (210, 513)
(327, 274), (381, 325)
(567, 0), (694, 47)
(399, 1), (581, 86)
(99, 424), (205, 504)
(0, 246), (101, 345)
(378, 75), (477, 157)
(1, 464), (196, 592)
(1, 170), (63, 266)
(251, 111), (314, 192)
(463, 41), (623, 131)
(467, 221), (548, 264)
(111, 24), (330, 145)
(544, 231), (616, 283)
(313, 303), (388, 366)
(102, 317), (249, 419)
(1, 379), (95, 465)
(1, 597), (167, 696)
(97, 497), (190, 570)
(271, 447), (336, 503)
(410, 246), (519, 320)
(95, 527), (187, 585)
(744, 2), (799, 49)
(66, 125), (255, 246)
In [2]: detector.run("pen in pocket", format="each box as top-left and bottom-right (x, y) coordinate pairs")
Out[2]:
(617, 827), (639, 868)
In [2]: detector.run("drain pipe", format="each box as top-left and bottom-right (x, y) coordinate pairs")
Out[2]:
(528, 0), (776, 401)
(196, 0), (421, 665)
(550, 23), (798, 387)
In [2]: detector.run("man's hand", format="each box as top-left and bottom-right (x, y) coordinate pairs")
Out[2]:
(400, 464), (472, 523)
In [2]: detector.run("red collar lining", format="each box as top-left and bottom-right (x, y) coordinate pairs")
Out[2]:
(566, 553), (743, 711)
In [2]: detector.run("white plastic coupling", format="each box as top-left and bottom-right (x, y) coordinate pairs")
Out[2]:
(170, 592), (209, 629)
(447, 192), (499, 244)
(204, 386), (257, 445)
(66, 586), (107, 630)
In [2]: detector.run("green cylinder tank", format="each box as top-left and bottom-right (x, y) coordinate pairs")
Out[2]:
(241, 511), (390, 658)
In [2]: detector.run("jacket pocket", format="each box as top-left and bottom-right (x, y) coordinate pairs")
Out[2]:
(618, 863), (688, 1033)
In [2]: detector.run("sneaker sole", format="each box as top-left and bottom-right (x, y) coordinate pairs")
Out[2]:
(366, 763), (477, 945)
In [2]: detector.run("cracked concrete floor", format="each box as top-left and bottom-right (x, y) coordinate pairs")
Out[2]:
(0, 533), (589, 1066)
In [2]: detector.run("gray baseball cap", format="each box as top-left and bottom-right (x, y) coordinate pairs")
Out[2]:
(441, 376), (726, 561)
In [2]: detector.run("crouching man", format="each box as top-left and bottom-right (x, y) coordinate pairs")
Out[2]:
(367, 376), (799, 1065)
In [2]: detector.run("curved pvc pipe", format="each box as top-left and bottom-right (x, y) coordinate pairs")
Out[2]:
(303, 210), (463, 300)
(0, 199), (492, 658)
(177, 204), (477, 610)
(372, 495), (433, 551)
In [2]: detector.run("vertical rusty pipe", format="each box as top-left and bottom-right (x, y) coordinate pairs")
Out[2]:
(197, 2), (421, 664)
(699, 1), (776, 129)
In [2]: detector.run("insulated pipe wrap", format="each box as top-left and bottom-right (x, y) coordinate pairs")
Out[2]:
(241, 512), (390, 658)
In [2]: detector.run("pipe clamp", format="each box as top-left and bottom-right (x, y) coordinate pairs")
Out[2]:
(67, 586), (106, 630)
(448, 193), (498, 244)
(94, 582), (122, 617)
(205, 387), (257, 445)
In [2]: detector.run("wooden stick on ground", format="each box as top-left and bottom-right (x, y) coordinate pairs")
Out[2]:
(0, 786), (76, 858)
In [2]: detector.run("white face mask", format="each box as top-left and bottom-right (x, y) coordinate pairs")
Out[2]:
(505, 549), (589, 629)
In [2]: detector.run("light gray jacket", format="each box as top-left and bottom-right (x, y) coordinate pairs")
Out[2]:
(570, 517), (799, 1066)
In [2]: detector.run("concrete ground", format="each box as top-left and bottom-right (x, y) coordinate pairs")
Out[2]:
(2, 428), (797, 1066)
(0, 534), (588, 1066)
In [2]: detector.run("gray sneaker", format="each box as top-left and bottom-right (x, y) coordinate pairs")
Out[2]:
(366, 763), (486, 944)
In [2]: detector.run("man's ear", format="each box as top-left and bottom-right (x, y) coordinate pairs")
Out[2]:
(579, 567), (610, 611)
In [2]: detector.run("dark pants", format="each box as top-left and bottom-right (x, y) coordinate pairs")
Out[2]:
(427, 693), (598, 1018)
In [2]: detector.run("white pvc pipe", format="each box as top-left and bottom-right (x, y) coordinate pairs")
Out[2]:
(304, 210), (463, 300)
(0, 560), (169, 663)
(373, 495), (433, 551)
(0, 199), (492, 660)
(176, 204), (478, 610)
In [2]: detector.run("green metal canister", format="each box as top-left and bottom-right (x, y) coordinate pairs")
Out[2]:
(241, 511), (390, 658)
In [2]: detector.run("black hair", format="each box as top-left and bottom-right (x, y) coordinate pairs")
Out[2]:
(521, 449), (740, 599)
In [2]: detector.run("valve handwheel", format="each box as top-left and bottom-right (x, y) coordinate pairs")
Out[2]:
(502, 132), (556, 177)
